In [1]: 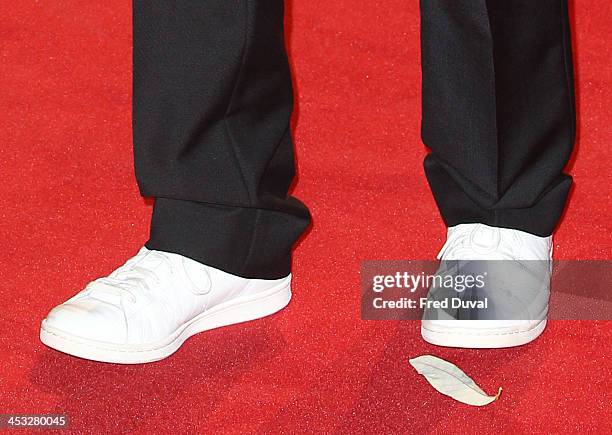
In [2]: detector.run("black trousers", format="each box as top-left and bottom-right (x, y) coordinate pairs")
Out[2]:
(133, 0), (310, 279)
(421, 0), (575, 236)
(133, 0), (575, 279)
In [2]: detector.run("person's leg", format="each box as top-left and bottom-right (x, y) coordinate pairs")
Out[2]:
(419, 0), (576, 348)
(133, 0), (310, 279)
(421, 0), (575, 236)
(40, 0), (309, 363)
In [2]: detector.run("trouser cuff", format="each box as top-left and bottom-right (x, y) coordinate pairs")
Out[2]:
(424, 157), (572, 236)
(146, 198), (310, 279)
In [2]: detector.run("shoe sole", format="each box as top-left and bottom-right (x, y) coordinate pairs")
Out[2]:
(421, 319), (547, 349)
(40, 279), (291, 364)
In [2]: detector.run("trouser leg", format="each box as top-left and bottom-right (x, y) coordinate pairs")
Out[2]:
(420, 0), (576, 236)
(132, 0), (310, 279)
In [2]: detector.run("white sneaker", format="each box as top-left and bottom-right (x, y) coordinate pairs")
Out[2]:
(421, 224), (552, 348)
(40, 247), (291, 363)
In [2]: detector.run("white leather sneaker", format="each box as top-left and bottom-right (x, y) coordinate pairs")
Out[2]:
(40, 247), (291, 363)
(421, 224), (553, 348)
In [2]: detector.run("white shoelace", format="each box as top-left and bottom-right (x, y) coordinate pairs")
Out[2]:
(437, 224), (522, 260)
(88, 250), (174, 304)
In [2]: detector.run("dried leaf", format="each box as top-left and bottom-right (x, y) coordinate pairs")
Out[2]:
(409, 355), (502, 406)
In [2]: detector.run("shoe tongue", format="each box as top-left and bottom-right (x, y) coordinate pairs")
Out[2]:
(112, 250), (167, 277)
(136, 254), (165, 270)
(471, 226), (499, 249)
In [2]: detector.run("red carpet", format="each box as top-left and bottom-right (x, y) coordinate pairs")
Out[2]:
(1, 1), (611, 433)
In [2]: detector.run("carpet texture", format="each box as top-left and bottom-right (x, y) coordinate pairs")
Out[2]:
(0, 1), (610, 433)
